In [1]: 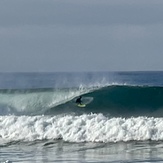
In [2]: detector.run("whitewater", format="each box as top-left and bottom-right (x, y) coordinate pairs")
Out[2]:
(1, 72), (163, 163)
(1, 114), (163, 143)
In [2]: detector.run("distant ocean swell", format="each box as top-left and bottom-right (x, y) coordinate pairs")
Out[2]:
(0, 85), (163, 117)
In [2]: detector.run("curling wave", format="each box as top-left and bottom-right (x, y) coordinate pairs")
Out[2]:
(0, 85), (163, 117)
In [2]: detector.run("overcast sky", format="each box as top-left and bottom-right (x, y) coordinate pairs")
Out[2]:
(0, 0), (163, 72)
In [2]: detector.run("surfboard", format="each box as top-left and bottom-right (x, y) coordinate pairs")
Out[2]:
(77, 104), (86, 107)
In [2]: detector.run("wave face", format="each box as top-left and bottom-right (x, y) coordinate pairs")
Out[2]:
(84, 85), (163, 117)
(0, 85), (163, 117)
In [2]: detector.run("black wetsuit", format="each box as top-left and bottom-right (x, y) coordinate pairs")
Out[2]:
(76, 96), (82, 104)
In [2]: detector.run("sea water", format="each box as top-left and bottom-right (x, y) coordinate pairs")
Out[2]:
(0, 72), (163, 163)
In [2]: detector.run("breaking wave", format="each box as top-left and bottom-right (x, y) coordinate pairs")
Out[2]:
(1, 84), (163, 143)
(0, 85), (163, 117)
(1, 114), (163, 143)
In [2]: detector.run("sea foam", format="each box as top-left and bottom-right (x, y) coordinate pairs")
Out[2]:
(1, 114), (163, 143)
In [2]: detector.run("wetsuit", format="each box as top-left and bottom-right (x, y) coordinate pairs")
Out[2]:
(76, 96), (82, 104)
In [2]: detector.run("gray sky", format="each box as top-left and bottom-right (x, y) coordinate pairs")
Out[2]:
(0, 0), (163, 72)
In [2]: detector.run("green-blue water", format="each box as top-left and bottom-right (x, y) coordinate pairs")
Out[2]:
(1, 72), (163, 163)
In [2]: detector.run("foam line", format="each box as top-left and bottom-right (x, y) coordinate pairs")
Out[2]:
(0, 114), (163, 143)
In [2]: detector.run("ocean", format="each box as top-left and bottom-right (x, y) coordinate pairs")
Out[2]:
(0, 71), (163, 163)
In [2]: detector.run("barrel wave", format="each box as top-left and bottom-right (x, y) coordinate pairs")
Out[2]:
(84, 85), (163, 117)
(0, 85), (163, 117)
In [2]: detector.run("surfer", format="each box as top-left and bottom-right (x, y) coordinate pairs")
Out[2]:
(76, 96), (82, 105)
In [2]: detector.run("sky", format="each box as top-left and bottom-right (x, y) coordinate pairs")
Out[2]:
(0, 0), (163, 72)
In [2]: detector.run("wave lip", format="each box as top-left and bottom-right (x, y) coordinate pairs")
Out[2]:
(0, 114), (163, 143)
